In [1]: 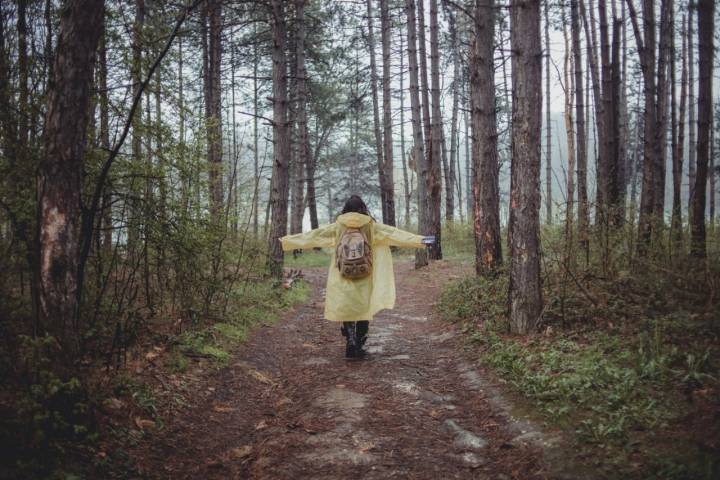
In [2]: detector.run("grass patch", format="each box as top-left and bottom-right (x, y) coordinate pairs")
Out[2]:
(438, 265), (720, 479)
(172, 279), (311, 367)
(285, 250), (332, 268)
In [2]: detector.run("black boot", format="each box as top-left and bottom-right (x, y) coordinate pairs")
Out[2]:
(355, 321), (369, 357)
(343, 322), (358, 358)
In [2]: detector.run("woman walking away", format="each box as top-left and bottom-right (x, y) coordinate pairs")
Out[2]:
(280, 195), (433, 358)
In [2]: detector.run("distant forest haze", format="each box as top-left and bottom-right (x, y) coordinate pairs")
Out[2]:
(0, 0), (719, 477)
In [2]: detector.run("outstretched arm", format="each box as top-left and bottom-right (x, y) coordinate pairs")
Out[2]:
(374, 223), (425, 249)
(280, 223), (336, 251)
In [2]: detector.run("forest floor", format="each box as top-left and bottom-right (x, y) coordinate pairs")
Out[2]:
(99, 259), (583, 479)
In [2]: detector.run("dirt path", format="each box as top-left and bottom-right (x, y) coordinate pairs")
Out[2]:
(130, 260), (559, 479)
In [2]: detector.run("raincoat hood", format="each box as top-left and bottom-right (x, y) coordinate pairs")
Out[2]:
(336, 212), (373, 228)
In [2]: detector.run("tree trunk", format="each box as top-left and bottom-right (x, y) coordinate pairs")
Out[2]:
(268, 0), (290, 276)
(290, 0), (309, 235)
(399, 29), (411, 227)
(626, 0), (660, 255)
(39, 0), (103, 359)
(687, 4), (696, 217)
(99, 24), (112, 254)
(471, 0), (502, 275)
(544, 0), (552, 225)
(690, 0), (714, 258)
(380, 0), (396, 226)
(581, 0), (605, 219)
(446, 7), (459, 223)
(509, 0), (543, 334)
(571, 0), (588, 258)
(405, 0), (428, 268)
(252, 26), (260, 236)
(427, 0), (442, 259)
(565, 4), (576, 243)
(206, 0), (224, 218)
(671, 14), (687, 250)
(366, 0), (387, 224)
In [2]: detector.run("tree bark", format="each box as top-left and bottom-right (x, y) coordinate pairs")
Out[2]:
(446, 6), (459, 223)
(427, 0), (442, 259)
(39, 0), (104, 358)
(399, 29), (411, 227)
(571, 0), (588, 258)
(380, 0), (396, 226)
(290, 0), (309, 235)
(671, 14), (687, 249)
(509, 0), (543, 334)
(405, 0), (428, 267)
(544, 0), (552, 225)
(366, 0), (387, 224)
(206, 0), (224, 218)
(470, 0), (502, 275)
(690, 0), (714, 258)
(687, 4), (696, 217)
(565, 4), (576, 243)
(268, 0), (290, 275)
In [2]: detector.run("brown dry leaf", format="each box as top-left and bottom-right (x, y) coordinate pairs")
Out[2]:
(230, 445), (253, 459)
(135, 417), (156, 430)
(213, 404), (235, 413)
(429, 409), (440, 418)
(235, 361), (277, 386)
(255, 420), (268, 430)
(145, 351), (159, 361)
(275, 397), (292, 408)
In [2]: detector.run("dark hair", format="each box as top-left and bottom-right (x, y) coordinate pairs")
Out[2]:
(341, 195), (369, 216)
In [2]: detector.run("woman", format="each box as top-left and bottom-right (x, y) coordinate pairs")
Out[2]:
(280, 195), (432, 358)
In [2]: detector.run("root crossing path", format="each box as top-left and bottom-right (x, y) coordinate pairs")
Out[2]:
(134, 261), (562, 479)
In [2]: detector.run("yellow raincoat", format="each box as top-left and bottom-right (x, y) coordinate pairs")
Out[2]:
(280, 212), (425, 322)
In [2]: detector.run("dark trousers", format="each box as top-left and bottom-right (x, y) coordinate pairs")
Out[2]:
(341, 321), (369, 348)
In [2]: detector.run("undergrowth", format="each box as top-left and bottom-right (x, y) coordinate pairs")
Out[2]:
(438, 247), (720, 479)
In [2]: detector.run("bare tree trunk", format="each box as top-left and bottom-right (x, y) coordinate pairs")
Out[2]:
(581, 0), (605, 218)
(380, 0), (396, 226)
(671, 14), (687, 250)
(690, 0), (714, 258)
(564, 5), (576, 242)
(626, 0), (661, 255)
(130, 0), (145, 246)
(687, 4), (696, 216)
(571, 0), (588, 259)
(252, 25), (260, 236)
(399, 30), (411, 227)
(206, 0), (223, 218)
(417, 0), (432, 169)
(427, 0), (442, 259)
(544, 0), (552, 225)
(446, 7), (459, 223)
(290, 0), (309, 235)
(99, 25), (112, 254)
(268, 0), (290, 276)
(366, 0), (388, 224)
(39, 0), (103, 359)
(405, 0), (428, 267)
(471, 0), (502, 275)
(509, 0), (543, 334)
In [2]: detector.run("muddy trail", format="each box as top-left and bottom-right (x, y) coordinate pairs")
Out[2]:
(128, 260), (567, 479)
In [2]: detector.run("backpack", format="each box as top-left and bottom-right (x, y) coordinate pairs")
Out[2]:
(336, 227), (372, 279)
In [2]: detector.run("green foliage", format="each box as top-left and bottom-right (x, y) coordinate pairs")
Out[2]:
(172, 278), (310, 367)
(285, 250), (333, 268)
(438, 258), (720, 478)
(441, 222), (475, 260)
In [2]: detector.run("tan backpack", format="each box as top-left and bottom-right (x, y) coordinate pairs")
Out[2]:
(336, 227), (372, 279)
